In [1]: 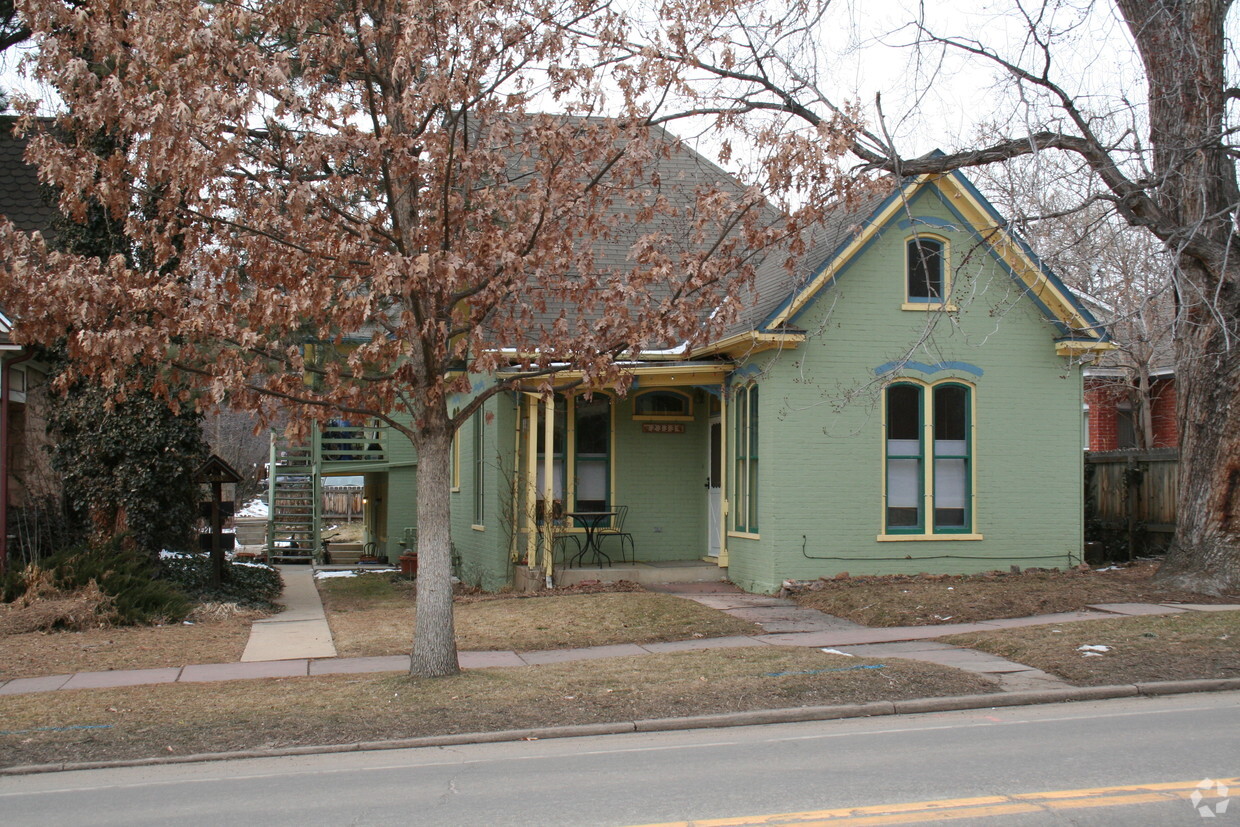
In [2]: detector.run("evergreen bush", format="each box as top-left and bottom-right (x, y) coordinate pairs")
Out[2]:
(160, 553), (282, 609)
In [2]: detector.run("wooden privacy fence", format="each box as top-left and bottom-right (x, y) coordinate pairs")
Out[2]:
(322, 486), (364, 520)
(1084, 449), (1178, 558)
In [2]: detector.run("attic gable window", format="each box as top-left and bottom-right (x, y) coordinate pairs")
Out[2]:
(904, 237), (954, 310)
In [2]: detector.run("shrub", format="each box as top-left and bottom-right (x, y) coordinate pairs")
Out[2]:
(2, 539), (192, 625)
(160, 553), (282, 609)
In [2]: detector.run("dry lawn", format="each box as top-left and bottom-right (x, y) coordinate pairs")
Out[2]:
(788, 562), (1239, 627)
(0, 647), (997, 768)
(0, 613), (259, 680)
(319, 576), (760, 657)
(943, 609), (1240, 686)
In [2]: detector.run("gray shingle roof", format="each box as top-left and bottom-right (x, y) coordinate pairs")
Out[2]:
(0, 116), (55, 235)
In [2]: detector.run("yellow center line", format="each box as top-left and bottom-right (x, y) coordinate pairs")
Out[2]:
(629, 777), (1238, 827)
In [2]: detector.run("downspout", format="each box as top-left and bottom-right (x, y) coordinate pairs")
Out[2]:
(0, 350), (32, 575)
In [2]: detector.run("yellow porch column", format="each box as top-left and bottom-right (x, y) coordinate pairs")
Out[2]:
(542, 394), (555, 581)
(524, 394), (539, 568)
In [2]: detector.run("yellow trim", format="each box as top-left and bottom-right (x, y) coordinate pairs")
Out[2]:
(877, 533), (985, 541)
(727, 530), (760, 540)
(1057, 340), (1117, 357)
(766, 174), (1107, 348)
(692, 330), (805, 359)
(450, 407), (461, 492)
(904, 231), (953, 307)
(901, 301), (959, 312)
(513, 363), (732, 391)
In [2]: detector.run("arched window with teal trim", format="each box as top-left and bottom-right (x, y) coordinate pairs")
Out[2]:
(884, 380), (973, 535)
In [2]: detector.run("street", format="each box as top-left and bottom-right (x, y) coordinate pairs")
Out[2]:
(2, 691), (1236, 825)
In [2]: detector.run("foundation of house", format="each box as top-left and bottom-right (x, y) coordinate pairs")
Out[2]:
(555, 559), (727, 588)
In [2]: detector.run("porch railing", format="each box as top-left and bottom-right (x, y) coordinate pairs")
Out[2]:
(319, 422), (388, 464)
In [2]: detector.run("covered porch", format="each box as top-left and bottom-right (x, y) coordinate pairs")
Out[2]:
(509, 362), (733, 588)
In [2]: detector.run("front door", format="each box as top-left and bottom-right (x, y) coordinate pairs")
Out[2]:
(708, 418), (722, 558)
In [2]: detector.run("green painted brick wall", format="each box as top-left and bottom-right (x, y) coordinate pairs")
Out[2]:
(726, 186), (1084, 593)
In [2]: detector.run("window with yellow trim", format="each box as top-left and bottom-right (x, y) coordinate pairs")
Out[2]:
(732, 384), (759, 532)
(472, 410), (484, 525)
(905, 236), (948, 305)
(884, 381), (972, 534)
(633, 389), (692, 420)
(450, 407), (461, 491)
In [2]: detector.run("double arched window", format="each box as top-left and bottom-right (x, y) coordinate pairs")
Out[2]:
(884, 381), (973, 535)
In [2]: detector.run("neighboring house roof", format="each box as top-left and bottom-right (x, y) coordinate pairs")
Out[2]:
(0, 116), (58, 350)
(0, 116), (56, 236)
(708, 166), (1109, 359)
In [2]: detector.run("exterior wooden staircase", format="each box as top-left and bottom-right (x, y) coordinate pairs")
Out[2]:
(267, 438), (318, 563)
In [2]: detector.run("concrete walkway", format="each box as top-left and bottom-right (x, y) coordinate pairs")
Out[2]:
(1, 572), (1236, 697)
(240, 566), (336, 662)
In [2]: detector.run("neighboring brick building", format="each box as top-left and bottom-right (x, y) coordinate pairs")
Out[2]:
(1084, 366), (1177, 451)
(0, 118), (59, 570)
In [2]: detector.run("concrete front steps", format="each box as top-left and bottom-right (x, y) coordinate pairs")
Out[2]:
(555, 558), (727, 588)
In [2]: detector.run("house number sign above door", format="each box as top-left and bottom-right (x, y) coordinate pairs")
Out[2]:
(642, 422), (685, 434)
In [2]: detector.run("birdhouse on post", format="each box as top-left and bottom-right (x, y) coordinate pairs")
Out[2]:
(195, 455), (244, 588)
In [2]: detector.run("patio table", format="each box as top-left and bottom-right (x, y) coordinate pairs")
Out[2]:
(564, 510), (619, 567)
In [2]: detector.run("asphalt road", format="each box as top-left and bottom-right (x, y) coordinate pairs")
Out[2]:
(2, 691), (1237, 826)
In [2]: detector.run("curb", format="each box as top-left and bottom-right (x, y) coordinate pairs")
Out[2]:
(5, 678), (1239, 777)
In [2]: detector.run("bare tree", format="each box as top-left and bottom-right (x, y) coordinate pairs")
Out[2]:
(636, 0), (1240, 594)
(975, 152), (1176, 450)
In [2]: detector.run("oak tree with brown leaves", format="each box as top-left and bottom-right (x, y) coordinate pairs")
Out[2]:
(0, 0), (855, 675)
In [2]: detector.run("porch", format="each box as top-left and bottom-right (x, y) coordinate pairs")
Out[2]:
(507, 364), (733, 587)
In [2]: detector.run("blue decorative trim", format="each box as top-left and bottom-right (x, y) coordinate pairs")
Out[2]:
(727, 364), (764, 386)
(875, 360), (984, 378)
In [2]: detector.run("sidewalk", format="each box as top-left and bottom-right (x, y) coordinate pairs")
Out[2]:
(240, 566), (336, 662)
(2, 570), (1234, 697)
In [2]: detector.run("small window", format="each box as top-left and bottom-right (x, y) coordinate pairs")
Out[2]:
(907, 238), (945, 302)
(472, 411), (485, 525)
(633, 389), (692, 420)
(732, 385), (759, 533)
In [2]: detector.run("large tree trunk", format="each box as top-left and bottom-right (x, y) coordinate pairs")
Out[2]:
(1117, 0), (1240, 593)
(1156, 260), (1240, 594)
(410, 423), (461, 677)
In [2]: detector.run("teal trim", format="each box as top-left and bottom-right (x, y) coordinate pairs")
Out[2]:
(931, 383), (972, 534)
(884, 382), (925, 534)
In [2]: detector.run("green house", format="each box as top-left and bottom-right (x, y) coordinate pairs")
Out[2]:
(268, 166), (1110, 594)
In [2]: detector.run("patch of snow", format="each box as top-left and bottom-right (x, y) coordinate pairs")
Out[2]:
(314, 571), (358, 579)
(1077, 644), (1112, 653)
(1081, 652), (1104, 657)
(1094, 565), (1122, 572)
(160, 550), (198, 559)
(233, 561), (274, 569)
(820, 648), (855, 657)
(237, 497), (270, 518)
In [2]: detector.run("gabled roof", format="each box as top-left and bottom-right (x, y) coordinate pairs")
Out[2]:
(706, 166), (1110, 358)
